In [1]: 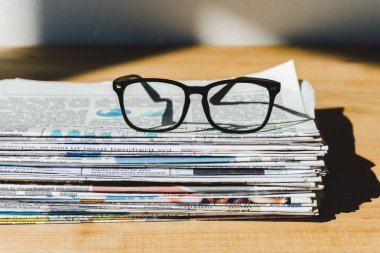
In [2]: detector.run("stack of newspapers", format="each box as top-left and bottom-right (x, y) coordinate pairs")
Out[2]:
(0, 61), (328, 224)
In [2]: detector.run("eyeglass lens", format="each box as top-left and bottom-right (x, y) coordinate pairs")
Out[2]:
(207, 82), (271, 131)
(123, 81), (186, 130)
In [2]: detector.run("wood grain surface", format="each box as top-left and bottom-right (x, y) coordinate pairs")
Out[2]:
(0, 45), (379, 253)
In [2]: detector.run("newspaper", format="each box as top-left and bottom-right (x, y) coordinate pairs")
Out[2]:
(0, 60), (328, 223)
(0, 61), (319, 139)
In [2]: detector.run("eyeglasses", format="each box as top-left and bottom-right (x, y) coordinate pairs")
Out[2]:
(113, 75), (281, 134)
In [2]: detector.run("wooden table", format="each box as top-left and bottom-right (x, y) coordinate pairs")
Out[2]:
(0, 45), (379, 253)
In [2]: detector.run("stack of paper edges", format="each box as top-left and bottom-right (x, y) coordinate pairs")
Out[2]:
(0, 61), (328, 224)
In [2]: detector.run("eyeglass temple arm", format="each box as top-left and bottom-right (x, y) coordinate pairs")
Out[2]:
(209, 78), (279, 105)
(208, 79), (311, 119)
(120, 74), (175, 126)
(209, 82), (235, 105)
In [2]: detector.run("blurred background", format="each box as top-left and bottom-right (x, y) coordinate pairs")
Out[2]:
(1, 0), (380, 46)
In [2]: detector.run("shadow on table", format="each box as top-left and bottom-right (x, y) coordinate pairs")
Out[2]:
(0, 46), (188, 81)
(315, 107), (380, 221)
(294, 44), (380, 66)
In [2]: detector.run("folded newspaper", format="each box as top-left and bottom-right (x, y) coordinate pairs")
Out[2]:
(0, 60), (328, 224)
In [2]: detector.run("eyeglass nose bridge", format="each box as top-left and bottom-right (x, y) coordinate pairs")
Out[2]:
(187, 86), (206, 95)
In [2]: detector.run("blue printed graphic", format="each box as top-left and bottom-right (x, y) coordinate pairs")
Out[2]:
(68, 129), (81, 137)
(84, 131), (96, 137)
(96, 108), (126, 117)
(139, 110), (164, 117)
(50, 129), (62, 137)
(65, 151), (102, 157)
(100, 131), (112, 138)
(106, 195), (157, 200)
(146, 133), (158, 138)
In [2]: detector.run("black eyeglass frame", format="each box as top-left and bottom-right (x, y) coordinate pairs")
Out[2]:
(113, 76), (281, 134)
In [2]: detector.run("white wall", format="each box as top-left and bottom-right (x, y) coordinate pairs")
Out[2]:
(0, 0), (379, 46)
